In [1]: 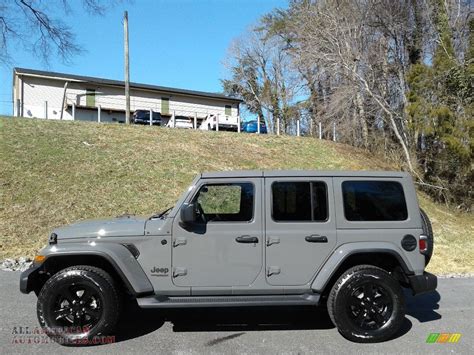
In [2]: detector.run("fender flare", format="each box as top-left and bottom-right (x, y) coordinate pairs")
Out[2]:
(311, 242), (414, 293)
(39, 243), (154, 296)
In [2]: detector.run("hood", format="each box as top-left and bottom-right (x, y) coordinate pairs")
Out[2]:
(53, 215), (148, 240)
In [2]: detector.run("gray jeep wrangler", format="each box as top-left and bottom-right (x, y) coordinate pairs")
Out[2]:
(20, 170), (437, 343)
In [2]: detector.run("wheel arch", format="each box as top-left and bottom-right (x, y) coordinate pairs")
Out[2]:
(33, 243), (154, 297)
(312, 243), (413, 295)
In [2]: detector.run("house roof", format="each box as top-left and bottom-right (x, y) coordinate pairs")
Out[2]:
(14, 67), (242, 103)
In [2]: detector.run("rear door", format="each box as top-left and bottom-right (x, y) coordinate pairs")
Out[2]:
(264, 177), (337, 286)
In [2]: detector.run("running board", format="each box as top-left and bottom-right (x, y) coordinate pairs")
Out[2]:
(137, 293), (320, 308)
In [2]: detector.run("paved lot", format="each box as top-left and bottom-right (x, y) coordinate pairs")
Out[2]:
(0, 271), (472, 354)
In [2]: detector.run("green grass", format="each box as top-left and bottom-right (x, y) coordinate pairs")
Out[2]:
(0, 117), (472, 274)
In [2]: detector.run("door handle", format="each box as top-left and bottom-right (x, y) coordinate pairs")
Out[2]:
(305, 235), (328, 243)
(235, 235), (259, 243)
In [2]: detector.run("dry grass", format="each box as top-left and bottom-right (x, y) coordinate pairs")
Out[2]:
(0, 117), (472, 274)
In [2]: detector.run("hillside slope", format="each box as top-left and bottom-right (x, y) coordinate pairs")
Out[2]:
(0, 117), (472, 274)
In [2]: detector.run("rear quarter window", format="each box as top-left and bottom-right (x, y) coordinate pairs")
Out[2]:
(342, 181), (408, 221)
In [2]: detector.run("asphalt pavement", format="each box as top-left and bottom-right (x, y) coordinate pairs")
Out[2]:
(0, 271), (472, 354)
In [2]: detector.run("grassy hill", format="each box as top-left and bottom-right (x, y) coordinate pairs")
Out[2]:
(1, 117), (472, 274)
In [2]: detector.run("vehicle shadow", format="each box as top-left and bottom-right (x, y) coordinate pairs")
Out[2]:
(112, 289), (441, 344)
(404, 289), (442, 323)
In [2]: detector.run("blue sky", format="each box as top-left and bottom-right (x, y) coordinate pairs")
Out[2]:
(0, 0), (287, 115)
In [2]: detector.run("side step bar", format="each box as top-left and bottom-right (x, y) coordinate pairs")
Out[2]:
(137, 293), (320, 308)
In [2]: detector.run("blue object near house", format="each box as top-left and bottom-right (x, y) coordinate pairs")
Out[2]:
(241, 120), (268, 134)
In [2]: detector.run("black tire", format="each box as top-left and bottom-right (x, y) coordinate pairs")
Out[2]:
(420, 208), (434, 265)
(327, 265), (405, 343)
(37, 265), (120, 345)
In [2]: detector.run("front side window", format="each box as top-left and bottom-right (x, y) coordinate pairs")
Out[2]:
(342, 181), (408, 221)
(195, 183), (254, 222)
(272, 181), (328, 222)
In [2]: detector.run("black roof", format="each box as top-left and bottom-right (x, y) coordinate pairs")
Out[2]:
(14, 67), (242, 103)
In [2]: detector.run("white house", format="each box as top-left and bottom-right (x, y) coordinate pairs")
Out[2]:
(12, 68), (242, 129)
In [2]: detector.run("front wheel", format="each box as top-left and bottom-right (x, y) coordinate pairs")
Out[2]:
(327, 265), (405, 343)
(37, 265), (120, 345)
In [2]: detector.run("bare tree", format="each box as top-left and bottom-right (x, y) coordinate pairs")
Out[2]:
(0, 0), (120, 65)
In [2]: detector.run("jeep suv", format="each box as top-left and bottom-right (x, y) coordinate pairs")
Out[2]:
(20, 170), (436, 344)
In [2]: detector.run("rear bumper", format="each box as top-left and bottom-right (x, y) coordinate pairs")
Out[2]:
(19, 264), (42, 294)
(408, 272), (437, 296)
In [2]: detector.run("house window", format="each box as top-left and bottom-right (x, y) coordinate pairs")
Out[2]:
(86, 89), (95, 107)
(161, 97), (169, 115)
(225, 105), (232, 116)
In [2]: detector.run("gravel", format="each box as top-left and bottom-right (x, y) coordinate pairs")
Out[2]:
(0, 257), (32, 271)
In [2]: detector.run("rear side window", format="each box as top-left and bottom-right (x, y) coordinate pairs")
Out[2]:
(342, 181), (408, 221)
(272, 181), (328, 222)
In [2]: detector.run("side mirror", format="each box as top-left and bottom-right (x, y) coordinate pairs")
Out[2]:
(180, 202), (196, 224)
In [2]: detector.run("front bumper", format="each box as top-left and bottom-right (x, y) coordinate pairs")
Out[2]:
(408, 272), (437, 295)
(19, 264), (42, 294)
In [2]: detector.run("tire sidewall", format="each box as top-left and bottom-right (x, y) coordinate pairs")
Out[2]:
(332, 269), (405, 342)
(37, 268), (117, 345)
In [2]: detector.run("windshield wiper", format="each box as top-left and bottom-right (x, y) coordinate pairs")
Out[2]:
(150, 207), (173, 220)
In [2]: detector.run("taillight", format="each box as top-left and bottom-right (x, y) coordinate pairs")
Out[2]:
(419, 235), (428, 253)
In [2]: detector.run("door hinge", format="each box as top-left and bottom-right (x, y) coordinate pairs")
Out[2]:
(172, 267), (187, 278)
(173, 237), (187, 247)
(266, 237), (280, 246)
(267, 266), (281, 277)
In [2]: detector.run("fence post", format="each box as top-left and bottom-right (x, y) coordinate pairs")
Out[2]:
(98, 105), (101, 123)
(44, 101), (48, 119)
(72, 103), (76, 120)
(150, 108), (153, 126)
(237, 115), (241, 133)
(216, 114), (219, 131)
(333, 122), (336, 141)
(257, 116), (260, 134)
(194, 112), (197, 129)
(319, 122), (322, 139)
(296, 119), (300, 136)
(172, 110), (176, 128)
(277, 117), (280, 135)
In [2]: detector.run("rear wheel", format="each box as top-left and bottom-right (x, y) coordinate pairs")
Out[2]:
(37, 265), (120, 345)
(327, 265), (405, 343)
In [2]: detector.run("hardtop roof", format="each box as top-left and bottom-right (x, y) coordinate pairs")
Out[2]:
(201, 170), (409, 179)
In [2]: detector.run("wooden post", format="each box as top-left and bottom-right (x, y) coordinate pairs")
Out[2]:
(296, 119), (300, 136)
(44, 101), (48, 119)
(150, 109), (153, 126)
(333, 122), (336, 141)
(172, 110), (176, 128)
(59, 81), (68, 120)
(216, 114), (219, 131)
(257, 116), (260, 134)
(124, 11), (131, 124)
(319, 122), (322, 139)
(98, 105), (101, 123)
(276, 117), (280, 135)
(72, 103), (76, 120)
(237, 115), (241, 133)
(194, 112), (197, 129)
(16, 99), (21, 117)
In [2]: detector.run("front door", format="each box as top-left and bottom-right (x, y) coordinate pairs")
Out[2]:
(172, 178), (263, 288)
(265, 177), (337, 286)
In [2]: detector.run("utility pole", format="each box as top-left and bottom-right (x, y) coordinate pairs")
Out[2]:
(124, 11), (130, 124)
